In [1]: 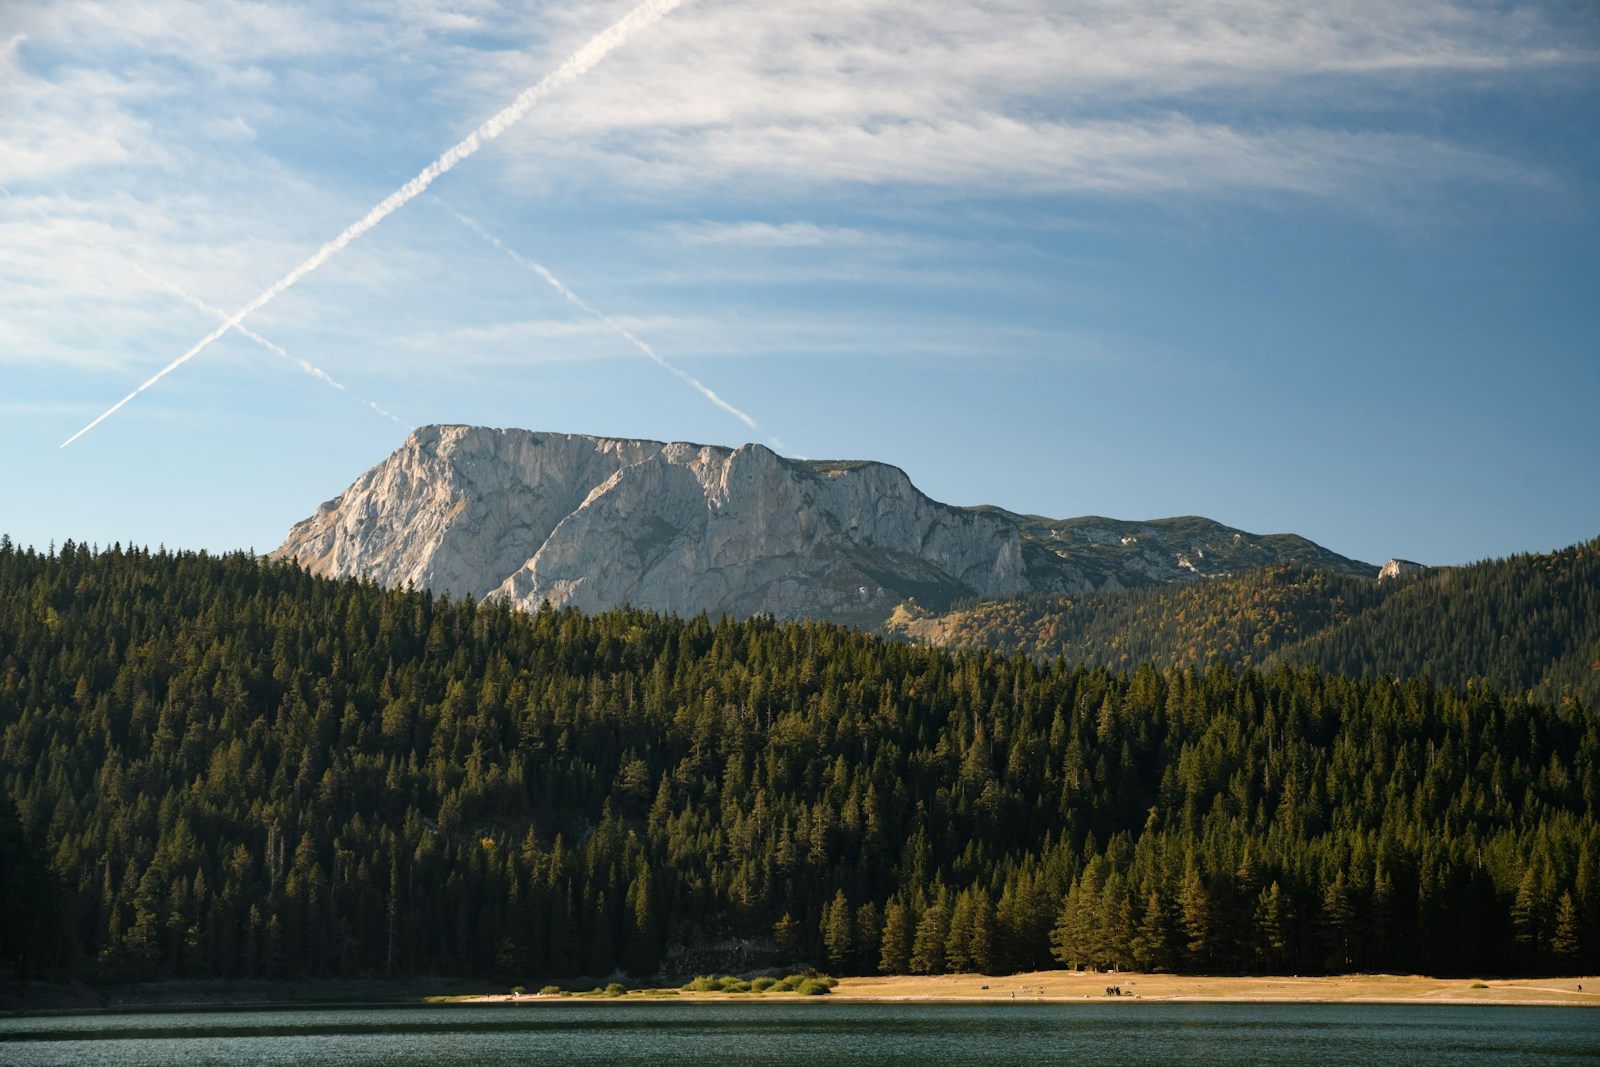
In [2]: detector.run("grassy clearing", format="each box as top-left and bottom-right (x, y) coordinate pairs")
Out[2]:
(448, 970), (1597, 1006)
(829, 971), (1599, 1006)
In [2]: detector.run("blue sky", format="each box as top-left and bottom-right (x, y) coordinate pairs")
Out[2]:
(2, 0), (1596, 568)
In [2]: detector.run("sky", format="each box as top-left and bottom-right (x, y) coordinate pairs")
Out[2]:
(2, 0), (1597, 569)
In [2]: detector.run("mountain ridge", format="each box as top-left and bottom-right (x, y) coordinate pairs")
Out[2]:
(887, 538), (1600, 709)
(273, 425), (1376, 627)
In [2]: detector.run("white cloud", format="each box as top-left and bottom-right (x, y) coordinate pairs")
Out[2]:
(15, 1), (346, 67)
(473, 0), (1588, 200)
(399, 312), (709, 354)
(199, 116), (258, 143)
(0, 59), (162, 184)
(523, 115), (1535, 203)
(672, 221), (875, 248)
(0, 0), (1589, 404)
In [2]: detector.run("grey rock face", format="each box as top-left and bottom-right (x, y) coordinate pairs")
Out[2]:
(1378, 558), (1427, 582)
(274, 425), (1375, 626)
(274, 426), (1029, 627)
(274, 427), (660, 600)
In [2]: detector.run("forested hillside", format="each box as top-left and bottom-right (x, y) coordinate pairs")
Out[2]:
(890, 539), (1600, 709)
(1, 538), (1596, 986)
(889, 565), (1382, 672)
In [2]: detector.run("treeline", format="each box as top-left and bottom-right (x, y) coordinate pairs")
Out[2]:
(0, 537), (1596, 985)
(895, 538), (1600, 710)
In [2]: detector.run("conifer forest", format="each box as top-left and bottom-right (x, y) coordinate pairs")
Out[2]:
(1, 538), (1596, 984)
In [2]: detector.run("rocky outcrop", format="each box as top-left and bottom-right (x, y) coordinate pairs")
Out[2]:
(274, 426), (1376, 627)
(274, 427), (660, 601)
(1378, 558), (1427, 582)
(275, 426), (1029, 627)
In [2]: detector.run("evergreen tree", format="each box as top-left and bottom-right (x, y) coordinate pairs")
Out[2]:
(773, 913), (801, 963)
(1254, 881), (1291, 972)
(1131, 890), (1171, 973)
(821, 889), (854, 971)
(1510, 869), (1546, 972)
(1180, 866), (1213, 971)
(1320, 874), (1355, 973)
(878, 900), (913, 975)
(910, 893), (952, 975)
(1550, 891), (1581, 974)
(854, 901), (882, 975)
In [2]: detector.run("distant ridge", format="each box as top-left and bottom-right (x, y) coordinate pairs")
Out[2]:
(273, 425), (1375, 627)
(889, 538), (1600, 709)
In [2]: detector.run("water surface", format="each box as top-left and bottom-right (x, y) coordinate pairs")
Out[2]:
(2, 1001), (1595, 1066)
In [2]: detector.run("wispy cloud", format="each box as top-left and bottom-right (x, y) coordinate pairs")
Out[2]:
(586, 117), (1532, 198)
(476, 0), (1588, 202)
(14, 1), (347, 66)
(2, 0), (1592, 453)
(671, 221), (876, 248)
(57, 0), (688, 447)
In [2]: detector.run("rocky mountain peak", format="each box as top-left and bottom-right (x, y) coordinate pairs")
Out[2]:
(274, 426), (1030, 628)
(273, 426), (1376, 627)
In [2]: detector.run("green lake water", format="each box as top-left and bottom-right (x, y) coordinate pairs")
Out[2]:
(1, 1001), (1595, 1066)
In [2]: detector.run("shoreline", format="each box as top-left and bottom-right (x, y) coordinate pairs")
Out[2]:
(821, 970), (1600, 1006)
(448, 970), (1600, 1008)
(6, 971), (1596, 1016)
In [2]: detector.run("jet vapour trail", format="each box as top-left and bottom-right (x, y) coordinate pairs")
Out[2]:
(137, 267), (407, 427)
(0, 185), (405, 425)
(450, 208), (759, 430)
(60, 0), (686, 448)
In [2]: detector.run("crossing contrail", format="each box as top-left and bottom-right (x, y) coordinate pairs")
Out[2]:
(0, 185), (404, 425)
(449, 208), (759, 430)
(61, 0), (686, 448)
(137, 267), (407, 427)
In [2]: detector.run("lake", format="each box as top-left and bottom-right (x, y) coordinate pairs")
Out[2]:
(2, 1001), (1595, 1066)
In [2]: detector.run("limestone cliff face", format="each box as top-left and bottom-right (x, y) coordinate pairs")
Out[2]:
(274, 426), (1029, 627)
(1378, 558), (1427, 582)
(275, 425), (1375, 626)
(273, 427), (659, 600)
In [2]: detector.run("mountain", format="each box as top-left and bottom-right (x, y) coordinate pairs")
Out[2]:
(273, 425), (1375, 627)
(888, 538), (1600, 709)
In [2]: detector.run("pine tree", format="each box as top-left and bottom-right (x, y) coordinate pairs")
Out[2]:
(968, 890), (997, 975)
(878, 900), (913, 975)
(1131, 890), (1170, 973)
(1550, 890), (1580, 974)
(910, 893), (952, 975)
(1180, 867), (1212, 971)
(1254, 881), (1290, 971)
(821, 889), (854, 971)
(1320, 873), (1355, 973)
(855, 901), (882, 975)
(1050, 885), (1085, 970)
(773, 913), (801, 963)
(1099, 874), (1132, 972)
(944, 890), (976, 973)
(1510, 868), (1545, 971)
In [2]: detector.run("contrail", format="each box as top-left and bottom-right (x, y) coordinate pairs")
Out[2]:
(136, 267), (407, 427)
(0, 185), (404, 425)
(61, 0), (686, 448)
(449, 208), (759, 430)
